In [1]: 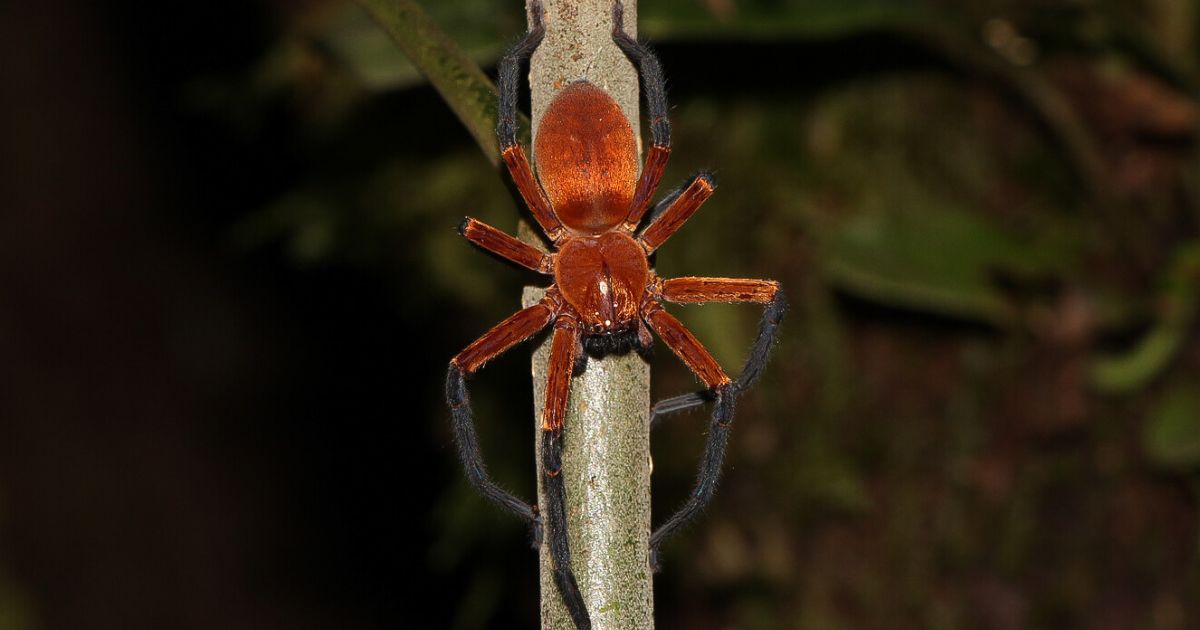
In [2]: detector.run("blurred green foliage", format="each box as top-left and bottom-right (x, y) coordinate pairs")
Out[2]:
(198, 0), (1200, 627)
(1145, 380), (1200, 471)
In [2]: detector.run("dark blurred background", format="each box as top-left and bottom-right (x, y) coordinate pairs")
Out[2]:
(2, 0), (1199, 628)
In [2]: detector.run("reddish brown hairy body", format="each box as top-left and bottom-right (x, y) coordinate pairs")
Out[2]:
(457, 71), (757, 395)
(555, 232), (648, 334)
(534, 81), (639, 235)
(449, 11), (788, 624)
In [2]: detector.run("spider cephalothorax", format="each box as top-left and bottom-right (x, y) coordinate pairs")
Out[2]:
(444, 3), (786, 629)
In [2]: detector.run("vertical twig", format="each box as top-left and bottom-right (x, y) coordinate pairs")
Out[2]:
(521, 1), (654, 629)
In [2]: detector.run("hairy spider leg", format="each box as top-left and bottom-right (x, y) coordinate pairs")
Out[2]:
(648, 391), (707, 430)
(643, 302), (731, 390)
(640, 301), (731, 569)
(496, 1), (564, 242)
(650, 389), (736, 571)
(540, 319), (592, 630)
(458, 217), (553, 274)
(650, 279), (787, 429)
(663, 276), (780, 305)
(643, 280), (787, 571)
(663, 278), (787, 392)
(446, 297), (556, 547)
(612, 1), (673, 229)
(638, 172), (716, 253)
(639, 172), (689, 229)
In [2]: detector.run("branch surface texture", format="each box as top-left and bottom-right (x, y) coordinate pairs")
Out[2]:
(524, 1), (653, 628)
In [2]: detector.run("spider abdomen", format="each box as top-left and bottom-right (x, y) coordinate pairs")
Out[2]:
(534, 81), (639, 235)
(555, 232), (648, 334)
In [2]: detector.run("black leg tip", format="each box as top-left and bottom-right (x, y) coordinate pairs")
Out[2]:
(529, 0), (545, 31)
(529, 513), (544, 550)
(445, 364), (463, 401)
(649, 545), (663, 573)
(456, 217), (470, 236)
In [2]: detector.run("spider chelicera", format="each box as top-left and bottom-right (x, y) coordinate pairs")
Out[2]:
(444, 2), (786, 628)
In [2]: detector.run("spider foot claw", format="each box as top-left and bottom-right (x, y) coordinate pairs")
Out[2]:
(529, 512), (545, 550)
(648, 545), (663, 573)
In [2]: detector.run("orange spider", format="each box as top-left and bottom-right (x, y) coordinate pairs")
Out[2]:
(444, 3), (785, 628)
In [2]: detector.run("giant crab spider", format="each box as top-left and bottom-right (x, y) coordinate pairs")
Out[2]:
(444, 3), (786, 627)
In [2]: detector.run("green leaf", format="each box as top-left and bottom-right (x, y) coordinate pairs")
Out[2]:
(1144, 382), (1200, 471)
(321, 1), (516, 91)
(1089, 324), (1189, 394)
(821, 206), (1053, 325)
(1090, 243), (1200, 394)
(354, 0), (503, 163)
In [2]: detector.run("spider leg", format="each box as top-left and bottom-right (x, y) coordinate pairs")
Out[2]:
(496, 1), (565, 242)
(648, 391), (709, 431)
(638, 172), (716, 253)
(540, 318), (592, 630)
(636, 172), (688, 231)
(447, 297), (556, 548)
(642, 301), (735, 569)
(651, 389), (736, 571)
(662, 278), (788, 393)
(643, 301), (731, 390)
(641, 283), (787, 571)
(650, 278), (787, 430)
(458, 217), (553, 273)
(612, 1), (672, 229)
